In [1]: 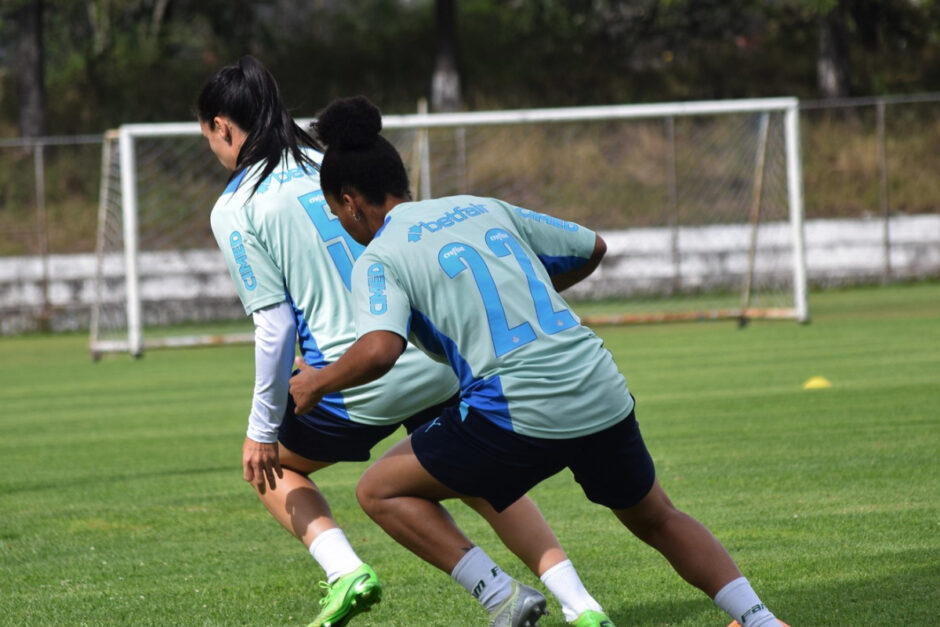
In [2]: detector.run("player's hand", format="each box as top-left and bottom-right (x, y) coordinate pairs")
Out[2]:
(242, 437), (282, 495)
(289, 357), (324, 415)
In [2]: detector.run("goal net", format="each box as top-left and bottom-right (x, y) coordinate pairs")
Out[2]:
(90, 98), (808, 357)
(91, 125), (254, 358)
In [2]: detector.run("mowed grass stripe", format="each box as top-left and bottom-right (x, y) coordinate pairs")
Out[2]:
(0, 281), (937, 625)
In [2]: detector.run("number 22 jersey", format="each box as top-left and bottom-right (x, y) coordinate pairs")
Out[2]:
(351, 195), (634, 439)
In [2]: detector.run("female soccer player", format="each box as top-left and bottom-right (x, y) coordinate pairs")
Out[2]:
(289, 95), (785, 627)
(198, 57), (608, 627)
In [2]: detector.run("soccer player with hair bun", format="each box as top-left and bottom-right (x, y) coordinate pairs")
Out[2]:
(290, 94), (788, 627)
(197, 56), (606, 627)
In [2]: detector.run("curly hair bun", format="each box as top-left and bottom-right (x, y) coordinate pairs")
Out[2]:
(315, 96), (382, 150)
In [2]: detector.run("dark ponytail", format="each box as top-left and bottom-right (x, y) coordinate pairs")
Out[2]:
(196, 55), (320, 195)
(314, 96), (410, 206)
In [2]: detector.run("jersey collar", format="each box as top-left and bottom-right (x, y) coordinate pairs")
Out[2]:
(222, 168), (248, 195)
(375, 214), (393, 239)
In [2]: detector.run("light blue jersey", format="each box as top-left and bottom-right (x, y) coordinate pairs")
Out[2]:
(209, 150), (458, 425)
(351, 195), (633, 439)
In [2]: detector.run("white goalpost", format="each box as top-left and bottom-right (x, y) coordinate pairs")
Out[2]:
(90, 97), (808, 358)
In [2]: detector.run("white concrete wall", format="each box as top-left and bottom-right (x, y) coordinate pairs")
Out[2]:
(569, 213), (940, 298)
(1, 214), (937, 334)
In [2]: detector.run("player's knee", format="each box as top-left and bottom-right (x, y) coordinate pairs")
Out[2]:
(355, 469), (382, 515)
(615, 483), (682, 540)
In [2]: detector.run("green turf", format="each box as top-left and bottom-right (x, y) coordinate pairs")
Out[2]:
(1, 282), (938, 626)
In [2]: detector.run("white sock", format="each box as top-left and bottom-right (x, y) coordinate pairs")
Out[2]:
(713, 577), (778, 627)
(450, 546), (514, 611)
(539, 559), (603, 622)
(308, 527), (363, 584)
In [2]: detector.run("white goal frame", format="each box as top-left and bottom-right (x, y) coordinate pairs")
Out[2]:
(92, 96), (808, 357)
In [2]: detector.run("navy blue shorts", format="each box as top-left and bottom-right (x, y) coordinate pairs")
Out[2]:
(411, 404), (656, 512)
(278, 393), (459, 463)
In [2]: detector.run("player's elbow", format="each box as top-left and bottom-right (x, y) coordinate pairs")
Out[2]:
(580, 234), (607, 279)
(364, 352), (397, 380)
(356, 331), (405, 380)
(594, 233), (607, 263)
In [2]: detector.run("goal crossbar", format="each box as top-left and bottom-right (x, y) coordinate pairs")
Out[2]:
(92, 97), (808, 358)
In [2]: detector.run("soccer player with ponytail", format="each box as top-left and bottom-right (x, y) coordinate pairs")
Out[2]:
(197, 57), (604, 627)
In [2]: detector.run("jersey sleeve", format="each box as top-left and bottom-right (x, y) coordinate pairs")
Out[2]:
(350, 251), (412, 341)
(498, 200), (597, 277)
(210, 198), (287, 315)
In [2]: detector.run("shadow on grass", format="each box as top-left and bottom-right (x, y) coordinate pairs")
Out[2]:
(599, 559), (939, 626)
(603, 597), (714, 627)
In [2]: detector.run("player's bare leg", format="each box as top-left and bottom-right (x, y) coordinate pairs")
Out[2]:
(250, 444), (339, 545)
(357, 437), (549, 624)
(357, 436), (567, 573)
(252, 444), (381, 627)
(356, 437), (475, 571)
(612, 478), (741, 596)
(357, 437), (611, 623)
(463, 496), (567, 576)
(613, 479), (781, 626)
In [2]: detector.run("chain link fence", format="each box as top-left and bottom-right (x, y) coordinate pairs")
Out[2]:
(1, 95), (938, 333)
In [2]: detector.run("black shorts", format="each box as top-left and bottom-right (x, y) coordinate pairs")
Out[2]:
(411, 404), (656, 512)
(278, 393), (459, 463)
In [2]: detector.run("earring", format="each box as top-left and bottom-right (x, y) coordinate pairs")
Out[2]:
(354, 212), (363, 222)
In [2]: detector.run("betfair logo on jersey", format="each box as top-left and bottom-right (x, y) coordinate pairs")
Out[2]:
(514, 207), (579, 232)
(229, 231), (257, 290)
(367, 263), (388, 314)
(255, 165), (315, 194)
(407, 202), (488, 242)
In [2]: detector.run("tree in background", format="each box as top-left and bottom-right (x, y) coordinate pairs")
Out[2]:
(816, 0), (852, 98)
(791, 0), (939, 98)
(1, 0), (939, 135)
(6, 0), (46, 137)
(431, 0), (461, 111)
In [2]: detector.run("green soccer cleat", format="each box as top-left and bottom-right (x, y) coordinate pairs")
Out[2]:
(307, 563), (382, 627)
(488, 581), (548, 627)
(570, 609), (615, 627)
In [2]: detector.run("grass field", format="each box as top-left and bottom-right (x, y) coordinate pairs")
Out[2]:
(1, 282), (938, 626)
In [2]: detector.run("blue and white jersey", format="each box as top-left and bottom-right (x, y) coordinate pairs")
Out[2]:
(351, 195), (633, 439)
(209, 150), (459, 426)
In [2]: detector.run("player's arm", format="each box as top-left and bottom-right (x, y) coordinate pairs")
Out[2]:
(211, 201), (294, 492)
(289, 331), (406, 415)
(289, 254), (410, 414)
(500, 201), (601, 290)
(243, 301), (295, 493)
(549, 233), (606, 292)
